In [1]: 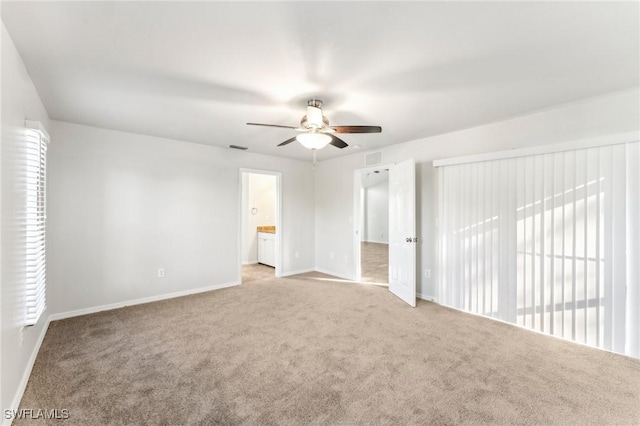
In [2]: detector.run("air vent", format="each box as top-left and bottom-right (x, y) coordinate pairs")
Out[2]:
(229, 145), (248, 150)
(364, 150), (383, 167)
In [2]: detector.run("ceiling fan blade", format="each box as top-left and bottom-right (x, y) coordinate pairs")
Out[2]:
(247, 122), (298, 130)
(332, 125), (382, 134)
(329, 134), (349, 149)
(277, 136), (298, 147)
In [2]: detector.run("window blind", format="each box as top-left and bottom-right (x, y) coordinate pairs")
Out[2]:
(25, 122), (49, 326)
(438, 140), (640, 358)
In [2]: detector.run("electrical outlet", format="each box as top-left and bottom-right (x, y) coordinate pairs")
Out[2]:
(158, 268), (165, 278)
(425, 269), (431, 279)
(329, 252), (334, 260)
(295, 251), (300, 259)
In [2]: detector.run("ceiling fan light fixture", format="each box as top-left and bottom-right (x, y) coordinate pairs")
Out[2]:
(296, 132), (332, 150)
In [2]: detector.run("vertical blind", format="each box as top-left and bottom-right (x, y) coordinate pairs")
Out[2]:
(25, 124), (49, 326)
(438, 141), (639, 358)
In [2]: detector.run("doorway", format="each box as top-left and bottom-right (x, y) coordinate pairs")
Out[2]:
(239, 169), (282, 283)
(354, 160), (416, 307)
(354, 166), (390, 285)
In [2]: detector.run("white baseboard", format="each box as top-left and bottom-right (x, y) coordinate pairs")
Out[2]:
(279, 268), (315, 277)
(5, 317), (51, 426)
(242, 260), (258, 265)
(49, 281), (240, 322)
(417, 293), (436, 302)
(362, 240), (389, 245)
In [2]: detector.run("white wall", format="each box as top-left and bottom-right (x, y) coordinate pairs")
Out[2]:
(1, 23), (51, 418)
(364, 180), (389, 244)
(47, 121), (314, 315)
(315, 89), (640, 298)
(242, 173), (276, 264)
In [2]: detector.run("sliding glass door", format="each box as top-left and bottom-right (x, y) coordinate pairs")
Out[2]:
(438, 141), (639, 358)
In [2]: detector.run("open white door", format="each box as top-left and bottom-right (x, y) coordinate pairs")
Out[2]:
(388, 158), (416, 307)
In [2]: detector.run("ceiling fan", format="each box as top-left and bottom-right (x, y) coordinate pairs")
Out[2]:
(247, 99), (382, 150)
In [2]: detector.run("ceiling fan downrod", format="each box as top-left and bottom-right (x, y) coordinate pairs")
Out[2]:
(307, 99), (323, 109)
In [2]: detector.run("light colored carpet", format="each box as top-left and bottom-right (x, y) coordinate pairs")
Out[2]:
(17, 273), (640, 425)
(242, 263), (274, 283)
(361, 242), (388, 284)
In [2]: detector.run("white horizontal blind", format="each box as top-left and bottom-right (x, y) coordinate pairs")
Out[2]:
(438, 141), (640, 358)
(25, 126), (48, 326)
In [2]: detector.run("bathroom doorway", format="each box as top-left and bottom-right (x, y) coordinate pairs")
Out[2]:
(354, 166), (390, 285)
(239, 169), (282, 283)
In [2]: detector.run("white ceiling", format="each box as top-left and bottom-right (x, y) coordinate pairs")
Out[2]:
(362, 169), (389, 189)
(2, 1), (638, 161)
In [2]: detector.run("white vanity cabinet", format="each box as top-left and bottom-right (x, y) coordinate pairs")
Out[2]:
(257, 232), (275, 267)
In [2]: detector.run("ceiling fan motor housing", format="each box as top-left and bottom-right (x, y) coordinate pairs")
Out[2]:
(301, 109), (329, 129)
(300, 99), (324, 129)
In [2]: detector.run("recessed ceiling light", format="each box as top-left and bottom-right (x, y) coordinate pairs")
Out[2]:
(352, 144), (362, 149)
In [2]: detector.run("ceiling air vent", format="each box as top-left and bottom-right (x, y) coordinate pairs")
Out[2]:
(364, 150), (383, 167)
(229, 145), (248, 150)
